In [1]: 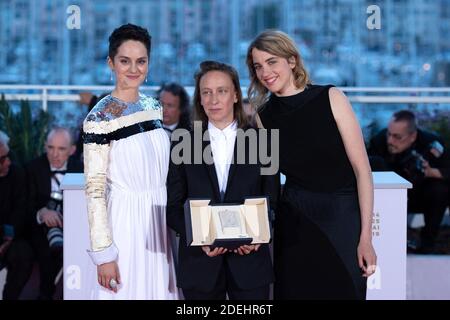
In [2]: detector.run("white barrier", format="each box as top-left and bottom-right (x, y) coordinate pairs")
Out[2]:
(407, 255), (450, 299)
(62, 171), (411, 300)
(367, 172), (411, 299)
(62, 174), (94, 300)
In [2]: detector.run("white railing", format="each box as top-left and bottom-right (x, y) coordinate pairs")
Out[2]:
(1, 85), (450, 111)
(0, 85), (161, 111)
(341, 87), (450, 104)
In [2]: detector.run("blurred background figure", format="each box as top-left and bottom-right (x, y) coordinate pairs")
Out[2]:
(242, 98), (257, 128)
(0, 131), (34, 300)
(157, 83), (191, 136)
(79, 92), (100, 111)
(26, 127), (83, 299)
(369, 110), (450, 254)
(74, 92), (110, 161)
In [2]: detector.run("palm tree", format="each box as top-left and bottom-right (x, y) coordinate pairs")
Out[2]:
(0, 94), (50, 165)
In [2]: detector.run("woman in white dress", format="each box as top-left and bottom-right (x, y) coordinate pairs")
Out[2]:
(83, 24), (178, 300)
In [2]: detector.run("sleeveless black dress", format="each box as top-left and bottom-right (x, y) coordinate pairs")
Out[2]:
(259, 85), (366, 300)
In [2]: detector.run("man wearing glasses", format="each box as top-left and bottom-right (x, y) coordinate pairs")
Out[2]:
(0, 130), (34, 300)
(368, 110), (450, 254)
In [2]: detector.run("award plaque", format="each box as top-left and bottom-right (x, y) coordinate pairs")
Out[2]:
(184, 197), (271, 249)
(213, 206), (246, 237)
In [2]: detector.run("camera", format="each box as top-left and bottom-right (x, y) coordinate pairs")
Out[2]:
(47, 190), (63, 212)
(399, 149), (426, 185)
(46, 191), (63, 250)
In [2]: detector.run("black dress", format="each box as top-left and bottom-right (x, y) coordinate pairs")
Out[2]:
(259, 84), (367, 300)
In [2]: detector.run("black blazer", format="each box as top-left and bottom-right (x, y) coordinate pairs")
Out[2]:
(0, 164), (27, 239)
(26, 154), (83, 226)
(167, 126), (280, 292)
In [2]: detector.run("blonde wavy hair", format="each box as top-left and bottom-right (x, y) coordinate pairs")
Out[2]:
(246, 30), (311, 109)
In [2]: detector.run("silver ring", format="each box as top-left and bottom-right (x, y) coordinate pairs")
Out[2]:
(109, 278), (117, 289)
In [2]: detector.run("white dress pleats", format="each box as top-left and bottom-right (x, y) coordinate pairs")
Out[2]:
(90, 128), (179, 300)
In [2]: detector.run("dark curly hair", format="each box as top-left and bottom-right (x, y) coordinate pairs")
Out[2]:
(108, 23), (151, 59)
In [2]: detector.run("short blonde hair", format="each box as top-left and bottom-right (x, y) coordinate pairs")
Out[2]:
(246, 30), (310, 109)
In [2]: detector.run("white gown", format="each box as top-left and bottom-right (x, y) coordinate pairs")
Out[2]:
(83, 94), (179, 300)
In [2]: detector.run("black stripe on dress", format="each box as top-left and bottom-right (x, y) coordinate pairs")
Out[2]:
(83, 119), (163, 145)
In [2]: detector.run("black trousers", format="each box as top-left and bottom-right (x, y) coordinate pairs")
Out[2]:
(2, 239), (34, 300)
(31, 226), (63, 299)
(182, 261), (270, 300)
(408, 178), (449, 246)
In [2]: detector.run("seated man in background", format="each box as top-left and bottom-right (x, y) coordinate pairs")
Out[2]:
(368, 110), (450, 253)
(26, 127), (83, 299)
(0, 131), (34, 300)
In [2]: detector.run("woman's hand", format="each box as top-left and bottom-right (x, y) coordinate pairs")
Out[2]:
(233, 244), (261, 255)
(97, 261), (121, 293)
(357, 238), (377, 277)
(201, 246), (227, 257)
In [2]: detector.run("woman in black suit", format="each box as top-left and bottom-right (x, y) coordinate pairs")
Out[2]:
(166, 61), (279, 300)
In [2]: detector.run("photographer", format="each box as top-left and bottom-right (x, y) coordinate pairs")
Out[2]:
(0, 131), (34, 300)
(369, 110), (450, 253)
(26, 127), (83, 299)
